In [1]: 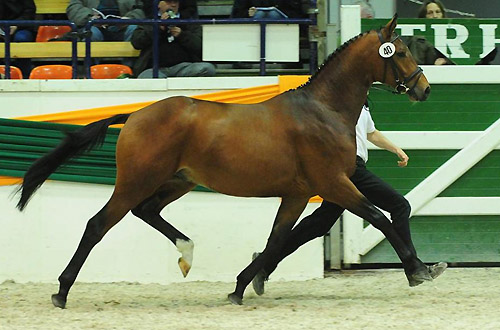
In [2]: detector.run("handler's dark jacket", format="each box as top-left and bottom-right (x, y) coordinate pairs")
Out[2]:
(0, 0), (36, 32)
(130, 23), (202, 76)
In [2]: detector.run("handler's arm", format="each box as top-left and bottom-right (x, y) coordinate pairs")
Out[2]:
(367, 130), (409, 167)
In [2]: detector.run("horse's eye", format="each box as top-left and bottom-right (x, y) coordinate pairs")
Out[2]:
(396, 52), (406, 57)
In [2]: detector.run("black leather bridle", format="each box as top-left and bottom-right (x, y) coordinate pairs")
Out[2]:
(377, 31), (423, 95)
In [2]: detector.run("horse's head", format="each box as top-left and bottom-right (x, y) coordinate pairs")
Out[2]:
(375, 14), (431, 101)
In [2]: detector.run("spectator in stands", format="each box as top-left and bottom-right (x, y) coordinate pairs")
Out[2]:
(0, 0), (36, 78)
(131, 0), (216, 78)
(66, 0), (145, 42)
(418, 0), (446, 18)
(177, 0), (198, 18)
(357, 0), (374, 19)
(404, 0), (448, 65)
(231, 0), (302, 19)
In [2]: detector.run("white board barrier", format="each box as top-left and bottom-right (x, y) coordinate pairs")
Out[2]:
(0, 181), (323, 284)
(202, 24), (300, 62)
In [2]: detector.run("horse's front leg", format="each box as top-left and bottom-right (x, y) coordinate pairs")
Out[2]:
(131, 178), (196, 277)
(228, 196), (309, 305)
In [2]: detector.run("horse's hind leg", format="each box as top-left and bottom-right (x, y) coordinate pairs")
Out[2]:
(51, 189), (151, 309)
(131, 176), (196, 277)
(228, 196), (309, 305)
(325, 177), (431, 284)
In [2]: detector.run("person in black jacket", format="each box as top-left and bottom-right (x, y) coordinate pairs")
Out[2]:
(131, 0), (215, 78)
(0, 0), (36, 78)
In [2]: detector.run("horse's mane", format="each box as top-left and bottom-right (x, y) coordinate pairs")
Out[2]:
(289, 30), (374, 91)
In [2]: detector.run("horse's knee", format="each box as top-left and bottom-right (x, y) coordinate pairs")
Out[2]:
(131, 205), (146, 219)
(131, 199), (158, 220)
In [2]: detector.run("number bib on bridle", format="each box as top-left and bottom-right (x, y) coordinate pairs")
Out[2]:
(379, 42), (396, 58)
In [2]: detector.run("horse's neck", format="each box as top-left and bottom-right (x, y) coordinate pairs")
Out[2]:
(303, 35), (376, 127)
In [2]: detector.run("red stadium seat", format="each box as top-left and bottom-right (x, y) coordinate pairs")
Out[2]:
(29, 65), (73, 79)
(36, 25), (72, 42)
(90, 64), (133, 79)
(0, 65), (23, 79)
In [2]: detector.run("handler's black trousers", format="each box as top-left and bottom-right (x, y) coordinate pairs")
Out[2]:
(264, 156), (415, 276)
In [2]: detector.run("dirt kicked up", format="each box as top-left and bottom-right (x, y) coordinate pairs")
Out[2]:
(1, 268), (499, 330)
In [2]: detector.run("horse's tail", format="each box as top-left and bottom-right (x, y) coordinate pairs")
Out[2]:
(17, 113), (130, 211)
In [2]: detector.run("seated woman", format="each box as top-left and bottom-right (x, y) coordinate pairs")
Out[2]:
(131, 0), (216, 78)
(406, 0), (448, 65)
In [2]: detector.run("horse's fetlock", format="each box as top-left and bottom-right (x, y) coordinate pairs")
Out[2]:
(58, 274), (74, 289)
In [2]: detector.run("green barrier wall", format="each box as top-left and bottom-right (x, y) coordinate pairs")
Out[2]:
(360, 84), (500, 263)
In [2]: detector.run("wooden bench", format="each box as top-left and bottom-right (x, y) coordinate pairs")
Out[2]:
(0, 42), (139, 58)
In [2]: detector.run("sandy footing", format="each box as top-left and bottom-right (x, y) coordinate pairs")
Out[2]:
(1, 267), (499, 329)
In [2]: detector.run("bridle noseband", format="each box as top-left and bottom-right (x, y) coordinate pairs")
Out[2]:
(377, 31), (423, 95)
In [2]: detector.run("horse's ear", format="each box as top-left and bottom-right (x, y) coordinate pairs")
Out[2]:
(382, 13), (398, 40)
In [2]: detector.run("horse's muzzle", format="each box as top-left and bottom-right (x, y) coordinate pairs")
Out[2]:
(410, 85), (430, 102)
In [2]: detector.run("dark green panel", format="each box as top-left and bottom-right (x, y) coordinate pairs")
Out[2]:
(367, 150), (455, 194)
(368, 84), (500, 131)
(361, 216), (500, 263)
(368, 150), (500, 197)
(0, 118), (210, 192)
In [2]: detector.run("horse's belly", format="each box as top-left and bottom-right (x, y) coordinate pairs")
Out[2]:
(182, 165), (300, 198)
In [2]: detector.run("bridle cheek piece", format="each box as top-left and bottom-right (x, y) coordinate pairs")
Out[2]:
(377, 31), (423, 95)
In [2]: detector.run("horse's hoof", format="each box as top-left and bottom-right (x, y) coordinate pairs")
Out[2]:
(408, 278), (424, 287)
(407, 267), (433, 287)
(407, 262), (447, 287)
(178, 257), (191, 278)
(429, 262), (447, 279)
(227, 293), (243, 305)
(252, 270), (266, 296)
(51, 294), (67, 309)
(251, 252), (266, 296)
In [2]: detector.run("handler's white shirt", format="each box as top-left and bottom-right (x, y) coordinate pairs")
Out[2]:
(355, 105), (376, 163)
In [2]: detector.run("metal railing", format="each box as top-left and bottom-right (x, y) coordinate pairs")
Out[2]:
(1, 8), (316, 79)
(84, 17), (315, 78)
(0, 20), (78, 79)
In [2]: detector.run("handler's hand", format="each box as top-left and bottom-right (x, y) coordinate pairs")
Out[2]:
(434, 58), (447, 65)
(396, 149), (409, 167)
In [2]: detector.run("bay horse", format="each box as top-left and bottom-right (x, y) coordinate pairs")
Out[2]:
(17, 15), (431, 308)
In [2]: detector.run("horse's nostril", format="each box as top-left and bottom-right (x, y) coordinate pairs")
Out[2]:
(424, 86), (431, 97)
